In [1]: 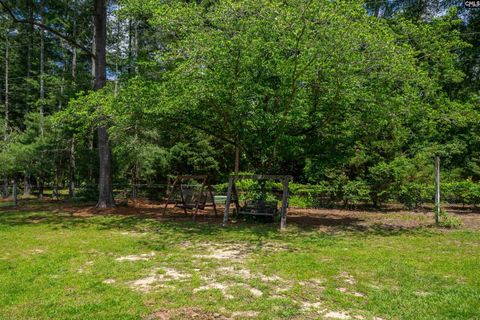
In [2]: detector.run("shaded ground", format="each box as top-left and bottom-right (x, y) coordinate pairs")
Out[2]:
(2, 198), (479, 232)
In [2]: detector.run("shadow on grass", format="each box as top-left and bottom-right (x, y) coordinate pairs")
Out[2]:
(0, 200), (440, 241)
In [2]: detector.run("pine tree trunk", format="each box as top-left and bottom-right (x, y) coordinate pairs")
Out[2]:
(38, 179), (44, 199)
(2, 176), (8, 199)
(39, 23), (45, 136)
(88, 130), (94, 183)
(13, 176), (18, 206)
(4, 37), (9, 140)
(94, 0), (114, 208)
(59, 39), (65, 110)
(53, 169), (59, 199)
(128, 19), (132, 74)
(2, 41), (9, 199)
(72, 19), (77, 82)
(134, 20), (139, 74)
(114, 16), (120, 95)
(24, 175), (31, 196)
(27, 8), (32, 77)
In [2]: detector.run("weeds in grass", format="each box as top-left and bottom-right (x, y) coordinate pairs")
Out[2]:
(438, 210), (463, 229)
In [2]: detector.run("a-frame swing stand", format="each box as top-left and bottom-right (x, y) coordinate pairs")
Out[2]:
(163, 175), (218, 220)
(222, 175), (292, 230)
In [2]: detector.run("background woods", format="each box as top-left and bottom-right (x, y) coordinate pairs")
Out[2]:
(0, 0), (479, 208)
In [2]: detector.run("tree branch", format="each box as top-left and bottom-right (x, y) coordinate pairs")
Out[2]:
(0, 1), (95, 59)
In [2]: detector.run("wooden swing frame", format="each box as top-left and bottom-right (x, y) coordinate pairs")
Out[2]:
(163, 175), (218, 219)
(222, 175), (292, 230)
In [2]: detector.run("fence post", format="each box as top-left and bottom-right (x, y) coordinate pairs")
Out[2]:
(280, 177), (289, 231)
(434, 156), (440, 225)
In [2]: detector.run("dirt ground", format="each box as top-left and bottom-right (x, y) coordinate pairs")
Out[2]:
(2, 198), (480, 231)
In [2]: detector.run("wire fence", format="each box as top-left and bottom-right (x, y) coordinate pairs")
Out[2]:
(0, 182), (230, 205)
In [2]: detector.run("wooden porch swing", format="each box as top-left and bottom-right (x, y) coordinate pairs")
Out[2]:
(222, 174), (292, 230)
(163, 175), (218, 219)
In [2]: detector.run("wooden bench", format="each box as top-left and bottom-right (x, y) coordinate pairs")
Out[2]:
(237, 200), (278, 217)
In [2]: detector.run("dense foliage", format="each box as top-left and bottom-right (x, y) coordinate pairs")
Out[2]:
(0, 0), (479, 208)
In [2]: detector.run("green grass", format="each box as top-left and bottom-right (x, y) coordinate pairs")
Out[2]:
(0, 205), (479, 320)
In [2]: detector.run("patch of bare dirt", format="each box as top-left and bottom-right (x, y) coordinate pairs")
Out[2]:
(145, 308), (231, 320)
(129, 267), (191, 292)
(116, 252), (155, 262)
(230, 311), (259, 318)
(324, 311), (352, 319)
(287, 205), (480, 231)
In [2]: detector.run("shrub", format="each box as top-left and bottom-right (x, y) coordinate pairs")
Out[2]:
(74, 184), (98, 201)
(288, 195), (314, 208)
(443, 180), (480, 206)
(289, 182), (336, 207)
(397, 182), (431, 209)
(438, 210), (463, 229)
(342, 180), (371, 208)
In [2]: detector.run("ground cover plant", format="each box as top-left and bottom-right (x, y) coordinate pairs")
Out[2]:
(0, 201), (479, 320)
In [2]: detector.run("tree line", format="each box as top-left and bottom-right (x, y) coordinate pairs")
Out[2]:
(0, 0), (479, 207)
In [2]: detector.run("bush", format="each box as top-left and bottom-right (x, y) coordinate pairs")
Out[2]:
(288, 195), (314, 208)
(396, 182), (431, 209)
(289, 182), (336, 207)
(218, 178), (480, 210)
(341, 180), (371, 208)
(443, 180), (480, 206)
(438, 210), (463, 229)
(74, 184), (98, 202)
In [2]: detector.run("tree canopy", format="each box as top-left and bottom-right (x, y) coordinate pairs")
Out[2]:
(0, 0), (479, 206)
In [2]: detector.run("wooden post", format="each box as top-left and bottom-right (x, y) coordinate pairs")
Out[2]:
(193, 178), (206, 221)
(179, 183), (188, 215)
(280, 178), (289, 230)
(163, 178), (177, 215)
(232, 182), (240, 215)
(209, 186), (218, 216)
(434, 156), (441, 225)
(223, 177), (234, 227)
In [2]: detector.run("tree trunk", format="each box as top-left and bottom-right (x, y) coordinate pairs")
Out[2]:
(2, 176), (8, 199)
(2, 41), (9, 199)
(91, 14), (96, 89)
(128, 19), (132, 74)
(53, 169), (59, 199)
(97, 127), (114, 207)
(88, 129), (94, 183)
(4, 36), (9, 140)
(114, 15), (120, 95)
(13, 176), (18, 206)
(24, 175), (31, 196)
(38, 178), (44, 199)
(234, 145), (240, 175)
(134, 20), (139, 74)
(39, 22), (45, 136)
(27, 8), (32, 78)
(72, 20), (77, 81)
(69, 137), (76, 198)
(94, 0), (114, 208)
(59, 39), (65, 110)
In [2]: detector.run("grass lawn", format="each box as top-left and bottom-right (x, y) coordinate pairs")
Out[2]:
(0, 202), (479, 320)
